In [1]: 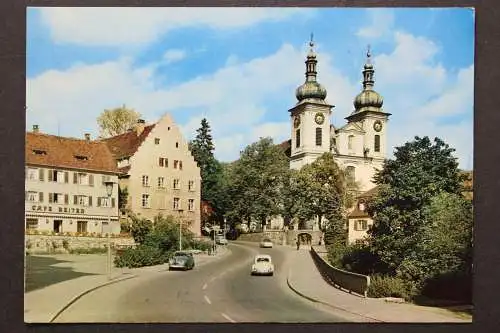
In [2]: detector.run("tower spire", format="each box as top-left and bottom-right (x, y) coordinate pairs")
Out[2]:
(362, 45), (375, 90)
(305, 32), (317, 82)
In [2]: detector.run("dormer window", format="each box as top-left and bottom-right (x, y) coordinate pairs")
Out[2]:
(358, 200), (366, 211)
(74, 155), (88, 161)
(32, 149), (47, 155)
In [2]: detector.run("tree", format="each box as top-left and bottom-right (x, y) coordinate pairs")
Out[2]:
(367, 136), (466, 277)
(129, 215), (153, 244)
(225, 137), (290, 229)
(97, 105), (141, 137)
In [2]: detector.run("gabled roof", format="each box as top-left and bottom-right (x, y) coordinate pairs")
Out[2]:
(358, 185), (379, 199)
(348, 207), (371, 219)
(26, 132), (119, 174)
(102, 125), (156, 160)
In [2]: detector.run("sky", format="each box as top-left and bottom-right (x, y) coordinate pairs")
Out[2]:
(26, 7), (474, 169)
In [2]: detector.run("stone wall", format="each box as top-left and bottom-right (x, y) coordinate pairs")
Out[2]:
(25, 234), (136, 254)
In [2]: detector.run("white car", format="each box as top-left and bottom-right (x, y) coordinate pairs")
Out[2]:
(260, 238), (273, 248)
(216, 236), (228, 245)
(251, 254), (274, 276)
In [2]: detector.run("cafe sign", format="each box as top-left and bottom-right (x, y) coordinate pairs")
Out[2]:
(30, 205), (85, 214)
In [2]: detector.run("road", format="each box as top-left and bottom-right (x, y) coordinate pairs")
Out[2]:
(54, 242), (348, 323)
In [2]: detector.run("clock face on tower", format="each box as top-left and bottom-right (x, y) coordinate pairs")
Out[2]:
(373, 120), (383, 132)
(315, 112), (325, 125)
(294, 116), (301, 128)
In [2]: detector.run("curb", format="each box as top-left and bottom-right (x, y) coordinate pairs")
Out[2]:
(286, 269), (384, 323)
(49, 274), (138, 323)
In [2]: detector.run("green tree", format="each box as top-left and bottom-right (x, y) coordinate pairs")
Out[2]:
(367, 136), (466, 277)
(97, 105), (141, 137)
(129, 215), (153, 244)
(226, 137), (290, 229)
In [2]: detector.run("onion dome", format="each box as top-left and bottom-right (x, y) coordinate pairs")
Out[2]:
(353, 45), (384, 112)
(295, 34), (328, 103)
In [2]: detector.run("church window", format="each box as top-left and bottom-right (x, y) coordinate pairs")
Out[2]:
(315, 128), (322, 146)
(374, 135), (380, 152)
(296, 129), (301, 148)
(348, 135), (354, 150)
(346, 166), (355, 185)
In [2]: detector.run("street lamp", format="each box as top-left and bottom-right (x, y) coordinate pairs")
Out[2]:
(104, 181), (114, 281)
(178, 209), (184, 251)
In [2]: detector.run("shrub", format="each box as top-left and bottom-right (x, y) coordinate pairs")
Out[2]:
(368, 275), (416, 300)
(419, 270), (472, 303)
(189, 239), (212, 252)
(341, 243), (387, 275)
(130, 217), (153, 244)
(62, 239), (70, 251)
(326, 241), (349, 268)
(69, 247), (108, 255)
(114, 245), (171, 268)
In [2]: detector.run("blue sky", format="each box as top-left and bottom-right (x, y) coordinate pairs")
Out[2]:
(26, 7), (474, 169)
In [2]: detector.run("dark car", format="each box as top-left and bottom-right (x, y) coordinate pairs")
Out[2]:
(169, 251), (195, 271)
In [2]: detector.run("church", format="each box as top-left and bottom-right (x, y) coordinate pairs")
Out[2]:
(273, 38), (391, 232)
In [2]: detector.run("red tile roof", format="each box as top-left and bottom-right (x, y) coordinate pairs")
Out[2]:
(102, 125), (156, 160)
(26, 132), (119, 174)
(348, 207), (371, 219)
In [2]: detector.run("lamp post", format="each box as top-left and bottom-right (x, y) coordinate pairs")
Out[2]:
(178, 209), (184, 251)
(104, 181), (114, 281)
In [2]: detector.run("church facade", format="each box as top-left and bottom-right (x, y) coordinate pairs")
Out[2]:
(289, 40), (391, 193)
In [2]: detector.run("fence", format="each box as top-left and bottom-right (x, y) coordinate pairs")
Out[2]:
(310, 245), (370, 298)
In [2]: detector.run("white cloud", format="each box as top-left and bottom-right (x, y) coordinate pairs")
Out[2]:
(356, 8), (395, 39)
(39, 7), (311, 46)
(163, 49), (186, 64)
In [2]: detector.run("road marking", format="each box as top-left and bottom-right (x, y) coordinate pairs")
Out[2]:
(204, 295), (212, 305)
(202, 283), (208, 290)
(221, 313), (236, 323)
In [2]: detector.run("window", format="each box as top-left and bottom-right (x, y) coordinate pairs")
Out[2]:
(174, 160), (179, 169)
(374, 135), (380, 152)
(75, 173), (89, 185)
(27, 168), (38, 181)
(77, 221), (88, 233)
(348, 135), (354, 150)
(49, 193), (67, 204)
(26, 218), (38, 230)
(358, 200), (366, 211)
(164, 158), (168, 168)
(158, 177), (165, 188)
(98, 197), (111, 207)
(49, 170), (67, 183)
(188, 199), (195, 211)
(74, 195), (90, 206)
(355, 220), (368, 231)
(142, 175), (149, 187)
(296, 129), (301, 148)
(173, 179), (180, 189)
(142, 194), (150, 208)
(345, 166), (355, 185)
(179, 161), (183, 170)
(155, 138), (160, 145)
(159, 158), (164, 167)
(176, 142), (179, 148)
(316, 127), (322, 146)
(188, 180), (195, 191)
(74, 155), (88, 161)
(25, 191), (38, 202)
(173, 197), (180, 210)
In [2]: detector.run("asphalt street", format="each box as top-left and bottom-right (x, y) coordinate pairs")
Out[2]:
(54, 242), (348, 323)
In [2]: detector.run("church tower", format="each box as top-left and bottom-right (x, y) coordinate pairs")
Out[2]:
(335, 46), (391, 192)
(289, 35), (333, 170)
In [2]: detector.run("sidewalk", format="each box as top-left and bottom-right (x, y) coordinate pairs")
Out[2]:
(286, 249), (472, 323)
(24, 246), (231, 323)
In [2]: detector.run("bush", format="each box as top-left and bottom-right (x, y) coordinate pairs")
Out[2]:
(341, 244), (387, 275)
(130, 217), (153, 244)
(114, 245), (171, 268)
(189, 239), (212, 252)
(69, 247), (108, 255)
(368, 275), (416, 300)
(326, 241), (349, 268)
(419, 270), (472, 303)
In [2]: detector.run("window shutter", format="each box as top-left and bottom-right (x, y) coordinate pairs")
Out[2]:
(89, 174), (94, 186)
(39, 169), (44, 181)
(65, 172), (69, 183)
(39, 192), (43, 203)
(48, 170), (53, 182)
(65, 194), (69, 204)
(97, 197), (101, 207)
(74, 173), (78, 184)
(111, 198), (116, 208)
(89, 196), (93, 206)
(49, 193), (53, 203)
(74, 195), (77, 205)
(102, 175), (105, 185)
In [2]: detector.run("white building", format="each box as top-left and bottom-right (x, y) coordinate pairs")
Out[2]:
(25, 127), (121, 234)
(288, 41), (390, 193)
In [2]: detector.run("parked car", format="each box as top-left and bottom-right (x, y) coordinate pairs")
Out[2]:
(260, 238), (273, 248)
(216, 235), (228, 245)
(251, 254), (274, 276)
(169, 251), (195, 271)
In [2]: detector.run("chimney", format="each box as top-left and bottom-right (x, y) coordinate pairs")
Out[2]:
(33, 125), (39, 133)
(135, 119), (145, 136)
(84, 133), (91, 141)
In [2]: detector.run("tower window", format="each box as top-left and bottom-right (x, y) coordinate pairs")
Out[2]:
(348, 135), (354, 150)
(374, 135), (380, 152)
(296, 129), (301, 148)
(315, 128), (322, 146)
